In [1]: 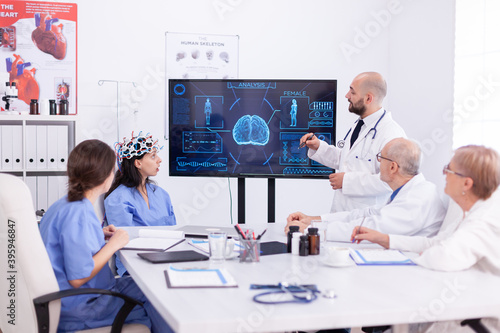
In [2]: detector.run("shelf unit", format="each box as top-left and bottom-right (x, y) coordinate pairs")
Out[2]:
(0, 114), (77, 211)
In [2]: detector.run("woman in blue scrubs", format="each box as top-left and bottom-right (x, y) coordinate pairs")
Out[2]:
(104, 131), (176, 276)
(39, 139), (171, 333)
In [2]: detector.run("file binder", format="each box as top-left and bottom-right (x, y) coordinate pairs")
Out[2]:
(25, 176), (37, 209)
(36, 176), (48, 212)
(57, 125), (68, 169)
(12, 125), (22, 170)
(47, 125), (58, 169)
(36, 125), (47, 169)
(1, 125), (13, 170)
(47, 176), (60, 208)
(25, 125), (37, 170)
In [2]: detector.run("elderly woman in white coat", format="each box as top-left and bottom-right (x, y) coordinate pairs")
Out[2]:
(352, 145), (500, 332)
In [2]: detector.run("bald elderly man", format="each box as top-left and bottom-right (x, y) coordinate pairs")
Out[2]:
(287, 138), (446, 241)
(300, 72), (406, 213)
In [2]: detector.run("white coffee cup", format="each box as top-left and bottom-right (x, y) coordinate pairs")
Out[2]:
(326, 247), (350, 264)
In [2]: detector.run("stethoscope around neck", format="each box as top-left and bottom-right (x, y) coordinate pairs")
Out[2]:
(337, 110), (386, 156)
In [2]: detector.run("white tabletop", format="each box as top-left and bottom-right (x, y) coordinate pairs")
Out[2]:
(118, 224), (500, 332)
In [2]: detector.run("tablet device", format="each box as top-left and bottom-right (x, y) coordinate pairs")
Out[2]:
(138, 250), (209, 263)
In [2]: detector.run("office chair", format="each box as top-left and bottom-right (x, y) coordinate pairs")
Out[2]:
(0, 174), (149, 333)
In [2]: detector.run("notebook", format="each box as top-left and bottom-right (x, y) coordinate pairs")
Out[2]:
(137, 250), (209, 263)
(175, 225), (240, 239)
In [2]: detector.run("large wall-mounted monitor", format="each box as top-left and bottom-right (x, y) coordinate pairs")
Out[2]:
(168, 79), (337, 178)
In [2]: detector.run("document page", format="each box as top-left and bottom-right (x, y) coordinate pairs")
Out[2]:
(164, 265), (238, 288)
(123, 238), (184, 251)
(349, 249), (415, 265)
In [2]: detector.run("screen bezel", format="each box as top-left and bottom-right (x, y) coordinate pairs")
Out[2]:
(168, 78), (337, 179)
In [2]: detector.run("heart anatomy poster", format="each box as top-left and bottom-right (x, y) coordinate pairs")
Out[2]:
(0, 1), (77, 114)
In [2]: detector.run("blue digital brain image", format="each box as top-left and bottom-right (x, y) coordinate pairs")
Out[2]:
(232, 115), (270, 146)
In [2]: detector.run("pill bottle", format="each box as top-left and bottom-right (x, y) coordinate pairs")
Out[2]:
(30, 99), (39, 115)
(299, 235), (309, 256)
(59, 99), (69, 115)
(49, 99), (57, 115)
(308, 227), (320, 255)
(292, 232), (301, 256)
(287, 226), (300, 253)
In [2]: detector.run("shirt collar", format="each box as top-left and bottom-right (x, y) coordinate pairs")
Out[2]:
(360, 107), (385, 128)
(389, 184), (405, 203)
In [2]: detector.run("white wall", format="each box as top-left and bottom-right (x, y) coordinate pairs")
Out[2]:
(75, 0), (455, 228)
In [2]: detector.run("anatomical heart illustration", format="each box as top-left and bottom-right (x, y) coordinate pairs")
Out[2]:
(7, 54), (40, 105)
(31, 13), (67, 60)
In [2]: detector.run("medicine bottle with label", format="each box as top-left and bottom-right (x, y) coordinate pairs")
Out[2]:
(308, 227), (320, 255)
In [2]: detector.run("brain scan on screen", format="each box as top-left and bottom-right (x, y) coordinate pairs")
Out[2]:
(232, 115), (270, 146)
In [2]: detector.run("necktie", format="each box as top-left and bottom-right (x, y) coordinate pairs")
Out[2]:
(350, 119), (364, 148)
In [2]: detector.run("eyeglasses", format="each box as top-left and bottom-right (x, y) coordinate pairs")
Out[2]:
(442, 164), (467, 178)
(376, 152), (399, 166)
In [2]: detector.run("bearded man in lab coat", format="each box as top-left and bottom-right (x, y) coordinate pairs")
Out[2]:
(286, 138), (446, 241)
(300, 72), (406, 213)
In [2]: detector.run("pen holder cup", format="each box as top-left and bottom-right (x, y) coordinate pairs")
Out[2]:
(239, 239), (261, 263)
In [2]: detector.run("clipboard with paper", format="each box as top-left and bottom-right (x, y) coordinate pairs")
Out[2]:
(164, 265), (238, 288)
(349, 248), (416, 266)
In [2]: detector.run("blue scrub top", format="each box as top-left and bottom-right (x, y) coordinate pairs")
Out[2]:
(104, 183), (176, 227)
(104, 183), (177, 276)
(39, 196), (120, 329)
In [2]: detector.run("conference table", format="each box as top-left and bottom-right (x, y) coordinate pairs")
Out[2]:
(118, 224), (500, 333)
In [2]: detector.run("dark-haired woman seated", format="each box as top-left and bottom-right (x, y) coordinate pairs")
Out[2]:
(40, 139), (172, 332)
(104, 132), (176, 276)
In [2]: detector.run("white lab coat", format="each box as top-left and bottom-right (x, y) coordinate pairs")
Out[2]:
(308, 108), (406, 213)
(390, 189), (500, 333)
(323, 173), (446, 241)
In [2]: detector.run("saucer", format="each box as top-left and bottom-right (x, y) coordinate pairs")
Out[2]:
(322, 258), (355, 268)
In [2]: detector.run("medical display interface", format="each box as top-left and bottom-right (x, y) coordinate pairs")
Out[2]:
(169, 79), (337, 178)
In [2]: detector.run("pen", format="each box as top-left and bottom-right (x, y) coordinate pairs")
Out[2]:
(299, 133), (314, 149)
(234, 224), (247, 240)
(352, 217), (366, 243)
(163, 238), (186, 252)
(256, 228), (267, 240)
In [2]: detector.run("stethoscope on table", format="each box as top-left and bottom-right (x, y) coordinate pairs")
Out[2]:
(251, 282), (323, 304)
(337, 110), (386, 162)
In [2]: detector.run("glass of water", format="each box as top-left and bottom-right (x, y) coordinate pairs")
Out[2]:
(208, 231), (227, 262)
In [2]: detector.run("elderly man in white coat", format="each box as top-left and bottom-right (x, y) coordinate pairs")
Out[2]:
(300, 72), (406, 213)
(286, 138), (446, 242)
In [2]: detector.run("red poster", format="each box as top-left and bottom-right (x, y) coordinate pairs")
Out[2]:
(0, 1), (77, 114)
